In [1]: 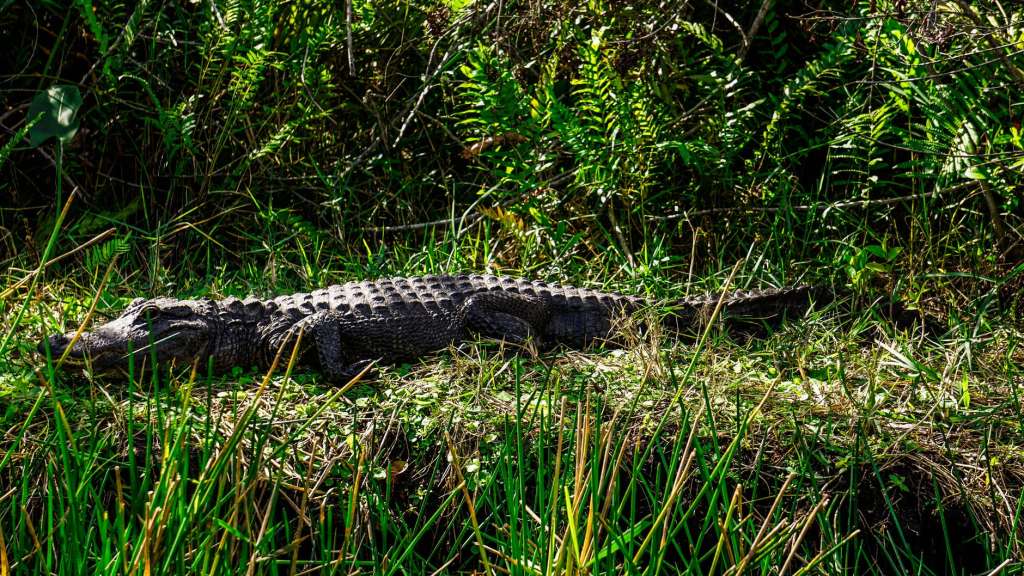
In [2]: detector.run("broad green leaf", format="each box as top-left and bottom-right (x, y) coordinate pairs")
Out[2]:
(27, 85), (82, 147)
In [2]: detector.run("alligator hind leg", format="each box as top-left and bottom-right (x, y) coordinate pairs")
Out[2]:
(463, 291), (550, 346)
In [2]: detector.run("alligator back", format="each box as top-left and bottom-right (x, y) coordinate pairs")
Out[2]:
(265, 274), (645, 319)
(261, 275), (818, 349)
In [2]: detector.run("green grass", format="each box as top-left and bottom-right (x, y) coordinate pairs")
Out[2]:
(3, 0), (1024, 573)
(3, 230), (1023, 574)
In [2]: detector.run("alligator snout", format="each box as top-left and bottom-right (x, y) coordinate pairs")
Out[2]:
(38, 333), (84, 358)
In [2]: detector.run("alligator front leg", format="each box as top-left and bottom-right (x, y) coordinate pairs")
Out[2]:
(282, 312), (378, 383)
(463, 291), (551, 346)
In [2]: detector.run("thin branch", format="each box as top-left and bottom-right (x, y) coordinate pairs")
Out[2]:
(703, 0), (747, 52)
(346, 0), (355, 76)
(393, 26), (454, 149)
(329, 18), (464, 190)
(609, 3), (690, 45)
(413, 109), (465, 148)
(738, 0), (772, 61)
(647, 184), (974, 221)
(852, 47), (1024, 84)
(361, 213), (484, 234)
(984, 559), (1013, 576)
(979, 179), (1009, 250)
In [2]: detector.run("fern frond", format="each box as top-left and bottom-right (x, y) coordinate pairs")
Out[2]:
(84, 237), (131, 274)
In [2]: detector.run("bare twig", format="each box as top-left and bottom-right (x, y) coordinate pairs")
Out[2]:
(209, 0), (228, 30)
(647, 184), (973, 222)
(852, 47), (1024, 85)
(346, 0), (355, 76)
(360, 169), (578, 234)
(0, 123), (85, 196)
(0, 103), (29, 125)
(704, 0), (748, 55)
(413, 109), (465, 148)
(739, 0), (773, 61)
(330, 24), (461, 191)
(332, 137), (382, 185)
(985, 559), (1013, 576)
(394, 33), (450, 147)
(78, 0), (158, 84)
(361, 212), (484, 234)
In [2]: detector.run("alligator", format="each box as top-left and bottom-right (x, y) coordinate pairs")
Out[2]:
(39, 275), (822, 382)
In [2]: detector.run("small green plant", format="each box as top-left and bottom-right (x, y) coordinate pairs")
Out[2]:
(846, 243), (903, 289)
(26, 85), (82, 148)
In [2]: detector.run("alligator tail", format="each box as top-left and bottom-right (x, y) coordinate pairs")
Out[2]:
(661, 285), (831, 335)
(662, 285), (945, 338)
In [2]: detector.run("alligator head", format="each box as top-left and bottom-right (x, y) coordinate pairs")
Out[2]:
(39, 297), (219, 372)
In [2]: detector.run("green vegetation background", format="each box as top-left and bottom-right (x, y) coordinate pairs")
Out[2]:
(1, 0), (1023, 574)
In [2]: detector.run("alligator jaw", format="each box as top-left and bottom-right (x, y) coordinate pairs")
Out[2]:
(39, 328), (196, 371)
(38, 297), (218, 373)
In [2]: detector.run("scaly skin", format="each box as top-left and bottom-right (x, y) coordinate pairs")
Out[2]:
(39, 275), (822, 381)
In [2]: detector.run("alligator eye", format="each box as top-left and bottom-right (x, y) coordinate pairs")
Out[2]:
(137, 305), (163, 320)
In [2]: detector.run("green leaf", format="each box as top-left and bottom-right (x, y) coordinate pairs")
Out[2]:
(213, 518), (251, 544)
(964, 164), (987, 180)
(960, 374), (971, 409)
(27, 85), (82, 147)
(586, 519), (652, 567)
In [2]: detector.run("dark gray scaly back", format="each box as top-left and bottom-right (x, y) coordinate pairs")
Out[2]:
(253, 275), (648, 351)
(264, 274), (645, 319)
(252, 274), (816, 351)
